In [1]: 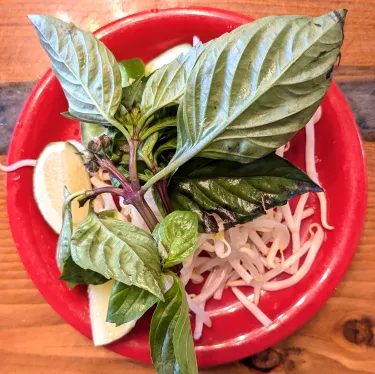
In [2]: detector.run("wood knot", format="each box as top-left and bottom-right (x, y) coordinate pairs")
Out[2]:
(343, 317), (374, 346)
(241, 348), (283, 372)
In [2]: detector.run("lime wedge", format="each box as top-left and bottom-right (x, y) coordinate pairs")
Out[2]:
(145, 43), (192, 77)
(88, 280), (136, 346)
(33, 142), (91, 234)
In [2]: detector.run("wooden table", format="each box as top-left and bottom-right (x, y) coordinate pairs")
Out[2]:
(1, 1), (375, 373)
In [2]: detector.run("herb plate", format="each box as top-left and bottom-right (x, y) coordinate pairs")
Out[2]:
(6, 7), (367, 367)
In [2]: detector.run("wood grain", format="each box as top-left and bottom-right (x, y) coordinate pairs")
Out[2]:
(0, 0), (375, 83)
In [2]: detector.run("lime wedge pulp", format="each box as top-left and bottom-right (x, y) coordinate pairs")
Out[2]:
(88, 280), (136, 346)
(33, 141), (91, 234)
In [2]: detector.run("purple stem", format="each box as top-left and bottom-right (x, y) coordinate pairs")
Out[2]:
(154, 179), (173, 214)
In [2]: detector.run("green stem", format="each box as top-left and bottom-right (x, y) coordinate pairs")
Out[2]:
(108, 118), (131, 142)
(63, 190), (87, 213)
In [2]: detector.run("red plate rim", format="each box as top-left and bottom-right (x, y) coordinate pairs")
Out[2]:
(6, 7), (368, 367)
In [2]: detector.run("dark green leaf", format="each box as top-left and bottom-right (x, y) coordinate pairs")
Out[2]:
(60, 256), (109, 285)
(107, 281), (157, 326)
(150, 273), (197, 374)
(56, 187), (73, 271)
(152, 211), (199, 268)
(30, 15), (122, 124)
(169, 154), (322, 232)
(71, 210), (164, 299)
(143, 10), (346, 190)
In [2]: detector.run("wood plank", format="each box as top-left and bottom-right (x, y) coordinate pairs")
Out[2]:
(0, 1), (375, 83)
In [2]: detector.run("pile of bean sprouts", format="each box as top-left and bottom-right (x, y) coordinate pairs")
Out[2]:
(2, 99), (330, 341)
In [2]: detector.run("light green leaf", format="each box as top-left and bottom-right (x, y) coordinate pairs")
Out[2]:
(56, 187), (73, 271)
(107, 281), (157, 326)
(179, 11), (345, 163)
(142, 10), (346, 190)
(71, 210), (164, 299)
(29, 15), (122, 124)
(150, 273), (197, 374)
(139, 43), (205, 126)
(153, 211), (199, 268)
(169, 154), (322, 232)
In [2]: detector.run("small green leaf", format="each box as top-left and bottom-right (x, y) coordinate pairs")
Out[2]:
(138, 132), (159, 169)
(169, 154), (322, 232)
(56, 187), (73, 271)
(60, 256), (109, 285)
(107, 281), (157, 326)
(152, 211), (199, 268)
(29, 15), (122, 124)
(139, 43), (205, 126)
(71, 210), (164, 299)
(150, 273), (197, 374)
(122, 78), (147, 110)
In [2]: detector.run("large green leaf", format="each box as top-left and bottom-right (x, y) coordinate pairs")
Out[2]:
(142, 10), (346, 190)
(29, 15), (122, 124)
(169, 153), (322, 232)
(139, 43), (205, 126)
(60, 256), (109, 285)
(107, 281), (157, 326)
(152, 211), (199, 268)
(56, 187), (73, 271)
(150, 273), (197, 374)
(71, 210), (164, 299)
(179, 10), (345, 163)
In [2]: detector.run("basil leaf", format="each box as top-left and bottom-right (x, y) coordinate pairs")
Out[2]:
(62, 111), (110, 125)
(122, 77), (147, 110)
(107, 281), (157, 326)
(153, 211), (199, 268)
(143, 10), (346, 191)
(177, 11), (345, 163)
(71, 210), (164, 299)
(56, 187), (73, 271)
(139, 132), (159, 168)
(154, 137), (177, 160)
(169, 153), (322, 232)
(139, 43), (205, 126)
(60, 256), (109, 285)
(150, 273), (197, 374)
(189, 11), (345, 163)
(29, 15), (122, 124)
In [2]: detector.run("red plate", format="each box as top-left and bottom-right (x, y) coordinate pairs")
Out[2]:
(6, 7), (367, 367)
